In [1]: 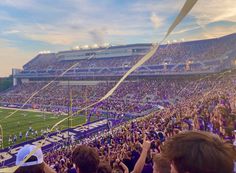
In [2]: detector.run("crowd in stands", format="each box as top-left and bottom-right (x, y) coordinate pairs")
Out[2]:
(21, 34), (236, 75)
(40, 70), (235, 173)
(23, 55), (139, 72)
(2, 70), (236, 115)
(49, 95), (235, 172)
(3, 69), (235, 173)
(147, 33), (236, 64)
(1, 33), (236, 173)
(0, 76), (221, 114)
(0, 81), (156, 114)
(13, 81), (236, 172)
(23, 53), (58, 71)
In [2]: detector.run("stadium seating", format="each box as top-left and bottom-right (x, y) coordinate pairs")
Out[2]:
(1, 34), (236, 173)
(14, 33), (236, 78)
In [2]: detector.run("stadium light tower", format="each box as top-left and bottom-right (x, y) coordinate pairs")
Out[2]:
(102, 43), (110, 48)
(82, 45), (89, 49)
(92, 44), (99, 49)
(38, 50), (51, 54)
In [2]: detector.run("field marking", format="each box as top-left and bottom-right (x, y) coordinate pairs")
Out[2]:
(35, 114), (44, 117)
(49, 116), (58, 119)
(0, 110), (86, 148)
(0, 106), (62, 114)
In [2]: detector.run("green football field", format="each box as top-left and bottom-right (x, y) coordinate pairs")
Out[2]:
(0, 108), (95, 149)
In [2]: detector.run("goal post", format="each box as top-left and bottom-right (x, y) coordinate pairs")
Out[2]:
(0, 124), (3, 149)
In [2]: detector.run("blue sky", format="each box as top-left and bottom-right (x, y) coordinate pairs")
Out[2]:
(0, 0), (235, 77)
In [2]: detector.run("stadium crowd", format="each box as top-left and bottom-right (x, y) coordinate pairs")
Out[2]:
(0, 74), (226, 114)
(1, 33), (236, 172)
(9, 70), (236, 173)
(13, 88), (236, 173)
(21, 34), (236, 74)
(2, 69), (236, 114)
(0, 79), (189, 113)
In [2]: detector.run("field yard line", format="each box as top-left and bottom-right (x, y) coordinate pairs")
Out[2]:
(0, 106), (66, 115)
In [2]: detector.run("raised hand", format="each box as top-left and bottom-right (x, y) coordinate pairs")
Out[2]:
(142, 134), (152, 152)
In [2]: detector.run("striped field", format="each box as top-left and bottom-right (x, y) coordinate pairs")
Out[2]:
(0, 108), (95, 149)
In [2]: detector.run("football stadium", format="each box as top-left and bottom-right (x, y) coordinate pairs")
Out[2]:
(0, 0), (236, 173)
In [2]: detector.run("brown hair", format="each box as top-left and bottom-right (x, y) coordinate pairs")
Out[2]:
(72, 145), (99, 173)
(162, 131), (236, 173)
(14, 164), (45, 173)
(153, 154), (170, 173)
(14, 156), (45, 173)
(97, 162), (112, 173)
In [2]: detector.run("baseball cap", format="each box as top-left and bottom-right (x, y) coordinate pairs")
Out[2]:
(16, 145), (43, 167)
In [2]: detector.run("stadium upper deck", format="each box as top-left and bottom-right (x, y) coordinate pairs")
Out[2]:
(13, 33), (236, 82)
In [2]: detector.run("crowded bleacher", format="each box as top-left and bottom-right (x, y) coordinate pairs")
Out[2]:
(1, 0), (236, 172)
(11, 70), (236, 173)
(13, 33), (236, 78)
(31, 67), (231, 173)
(0, 32), (236, 173)
(42, 70), (235, 173)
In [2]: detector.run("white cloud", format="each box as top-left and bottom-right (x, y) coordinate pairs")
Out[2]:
(132, 0), (236, 22)
(0, 0), (36, 9)
(2, 11), (153, 46)
(201, 25), (236, 39)
(89, 28), (108, 45)
(25, 33), (79, 45)
(172, 25), (201, 35)
(2, 22), (91, 45)
(2, 30), (20, 35)
(0, 0), (235, 47)
(150, 12), (163, 29)
(191, 0), (236, 25)
(131, 0), (184, 13)
(170, 24), (236, 42)
(0, 0), (164, 46)
(132, 0), (236, 32)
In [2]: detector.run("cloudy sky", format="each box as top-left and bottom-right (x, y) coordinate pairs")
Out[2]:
(0, 0), (235, 77)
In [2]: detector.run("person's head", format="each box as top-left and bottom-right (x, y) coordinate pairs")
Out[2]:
(72, 145), (99, 173)
(153, 154), (170, 173)
(111, 167), (123, 173)
(14, 145), (45, 173)
(162, 131), (236, 173)
(97, 162), (112, 173)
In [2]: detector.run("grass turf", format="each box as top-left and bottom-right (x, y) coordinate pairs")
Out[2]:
(0, 108), (94, 149)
